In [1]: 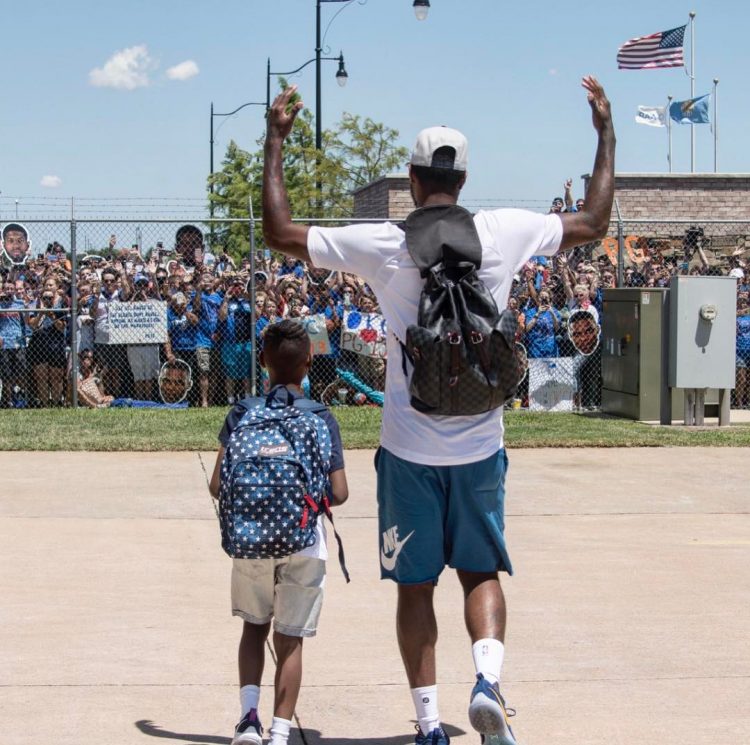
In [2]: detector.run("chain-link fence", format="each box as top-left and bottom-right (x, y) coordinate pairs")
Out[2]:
(1, 217), (748, 411)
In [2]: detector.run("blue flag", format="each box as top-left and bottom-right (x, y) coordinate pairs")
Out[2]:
(669, 94), (711, 125)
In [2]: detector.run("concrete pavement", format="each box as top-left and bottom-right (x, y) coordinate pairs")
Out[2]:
(1, 448), (749, 744)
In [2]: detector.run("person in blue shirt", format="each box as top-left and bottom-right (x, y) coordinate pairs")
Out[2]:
(193, 273), (224, 408)
(0, 280), (29, 407)
(218, 276), (254, 404)
(735, 294), (750, 409)
(276, 254), (304, 279)
(165, 291), (198, 404)
(523, 290), (561, 358)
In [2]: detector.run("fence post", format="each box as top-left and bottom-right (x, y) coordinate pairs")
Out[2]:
(70, 219), (79, 408)
(615, 198), (624, 287)
(248, 200), (258, 396)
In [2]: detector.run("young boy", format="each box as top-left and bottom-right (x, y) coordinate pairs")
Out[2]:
(210, 319), (349, 745)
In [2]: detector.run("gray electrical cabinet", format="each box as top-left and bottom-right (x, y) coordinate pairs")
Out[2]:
(668, 276), (736, 388)
(668, 276), (735, 425)
(601, 288), (676, 421)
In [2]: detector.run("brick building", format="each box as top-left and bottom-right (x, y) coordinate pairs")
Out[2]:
(352, 172), (750, 261)
(354, 172), (750, 222)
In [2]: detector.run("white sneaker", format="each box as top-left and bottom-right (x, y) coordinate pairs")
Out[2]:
(231, 709), (263, 745)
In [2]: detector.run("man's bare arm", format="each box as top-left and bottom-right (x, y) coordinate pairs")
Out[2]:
(558, 76), (616, 253)
(262, 85), (311, 263)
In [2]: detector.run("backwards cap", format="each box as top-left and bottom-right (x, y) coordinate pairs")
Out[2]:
(410, 126), (468, 171)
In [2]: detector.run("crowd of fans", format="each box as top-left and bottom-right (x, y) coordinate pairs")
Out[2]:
(0, 222), (385, 409)
(1, 198), (749, 410)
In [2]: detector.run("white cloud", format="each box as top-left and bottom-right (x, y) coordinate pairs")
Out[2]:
(166, 60), (199, 81)
(89, 45), (155, 90)
(40, 175), (62, 188)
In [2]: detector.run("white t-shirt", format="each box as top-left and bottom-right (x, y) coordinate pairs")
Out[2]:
(308, 208), (563, 465)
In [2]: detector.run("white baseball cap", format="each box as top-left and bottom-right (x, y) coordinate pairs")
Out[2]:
(410, 126), (468, 171)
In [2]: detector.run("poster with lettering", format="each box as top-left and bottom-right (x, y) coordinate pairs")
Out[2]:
(109, 301), (168, 344)
(528, 357), (575, 412)
(340, 310), (387, 358)
(302, 314), (331, 356)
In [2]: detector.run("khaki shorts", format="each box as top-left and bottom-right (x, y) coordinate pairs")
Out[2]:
(231, 555), (326, 637)
(195, 346), (211, 373)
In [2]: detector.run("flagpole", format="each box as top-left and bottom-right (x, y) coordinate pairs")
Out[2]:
(667, 95), (673, 173)
(689, 11), (696, 172)
(713, 78), (719, 173)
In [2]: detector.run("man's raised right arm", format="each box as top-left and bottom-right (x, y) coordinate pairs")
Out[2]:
(262, 85), (311, 263)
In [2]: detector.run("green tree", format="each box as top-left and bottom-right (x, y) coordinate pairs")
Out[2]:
(207, 97), (408, 260)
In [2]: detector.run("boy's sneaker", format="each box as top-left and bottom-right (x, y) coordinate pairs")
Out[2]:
(231, 709), (263, 745)
(469, 674), (516, 743)
(414, 724), (450, 744)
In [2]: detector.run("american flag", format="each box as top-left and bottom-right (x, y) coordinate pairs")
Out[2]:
(617, 25), (686, 70)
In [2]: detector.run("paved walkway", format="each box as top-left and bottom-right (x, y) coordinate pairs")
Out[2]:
(1, 449), (749, 744)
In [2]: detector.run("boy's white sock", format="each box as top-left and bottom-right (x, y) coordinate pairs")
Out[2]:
(269, 716), (292, 745)
(239, 684), (260, 717)
(411, 685), (440, 735)
(472, 638), (505, 686)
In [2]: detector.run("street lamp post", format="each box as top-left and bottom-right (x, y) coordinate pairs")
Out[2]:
(266, 50), (347, 206)
(266, 53), (347, 135)
(209, 100), (265, 223)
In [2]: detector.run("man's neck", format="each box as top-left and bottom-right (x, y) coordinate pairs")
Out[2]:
(419, 194), (458, 208)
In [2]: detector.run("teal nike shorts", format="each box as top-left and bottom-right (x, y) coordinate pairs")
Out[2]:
(375, 447), (513, 584)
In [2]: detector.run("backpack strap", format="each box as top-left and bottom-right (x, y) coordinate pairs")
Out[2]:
(282, 391), (351, 582)
(404, 204), (482, 277)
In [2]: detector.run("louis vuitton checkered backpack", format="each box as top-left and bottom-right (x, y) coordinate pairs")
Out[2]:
(400, 204), (523, 415)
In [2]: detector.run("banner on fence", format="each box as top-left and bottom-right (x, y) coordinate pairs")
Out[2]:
(528, 357), (575, 412)
(302, 314), (331, 356)
(341, 311), (387, 358)
(108, 300), (168, 344)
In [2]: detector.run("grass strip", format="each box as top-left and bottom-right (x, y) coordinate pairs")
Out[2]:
(1, 407), (749, 451)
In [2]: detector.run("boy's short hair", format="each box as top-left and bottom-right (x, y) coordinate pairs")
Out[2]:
(262, 320), (310, 380)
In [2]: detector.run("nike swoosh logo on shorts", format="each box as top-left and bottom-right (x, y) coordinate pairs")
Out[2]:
(380, 530), (414, 572)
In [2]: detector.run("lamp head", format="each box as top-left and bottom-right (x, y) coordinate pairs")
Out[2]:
(335, 53), (348, 87)
(413, 0), (430, 21)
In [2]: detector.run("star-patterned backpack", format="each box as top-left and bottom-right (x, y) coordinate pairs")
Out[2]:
(218, 388), (338, 564)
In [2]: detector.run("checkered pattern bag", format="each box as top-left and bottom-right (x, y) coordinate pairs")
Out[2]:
(402, 204), (523, 416)
(218, 395), (332, 560)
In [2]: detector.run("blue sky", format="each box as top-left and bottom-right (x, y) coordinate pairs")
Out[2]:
(1, 0), (747, 217)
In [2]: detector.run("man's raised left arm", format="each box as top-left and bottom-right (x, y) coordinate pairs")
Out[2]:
(558, 76), (616, 253)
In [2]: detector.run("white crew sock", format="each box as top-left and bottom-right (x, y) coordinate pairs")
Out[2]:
(472, 638), (505, 686)
(269, 716), (292, 745)
(411, 685), (440, 735)
(239, 684), (260, 717)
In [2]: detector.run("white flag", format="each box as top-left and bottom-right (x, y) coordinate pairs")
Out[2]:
(635, 105), (667, 127)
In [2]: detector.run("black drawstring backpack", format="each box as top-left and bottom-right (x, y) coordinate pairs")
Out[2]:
(400, 204), (523, 416)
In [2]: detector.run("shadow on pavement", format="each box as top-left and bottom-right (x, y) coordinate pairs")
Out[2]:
(135, 719), (466, 745)
(135, 720), (230, 744)
(301, 722), (466, 744)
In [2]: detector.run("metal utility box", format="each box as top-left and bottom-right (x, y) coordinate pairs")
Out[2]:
(601, 288), (679, 421)
(668, 276), (736, 389)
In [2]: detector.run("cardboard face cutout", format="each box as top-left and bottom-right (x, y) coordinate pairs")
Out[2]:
(514, 341), (529, 383)
(2, 223), (32, 266)
(158, 359), (193, 404)
(568, 309), (601, 356)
